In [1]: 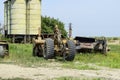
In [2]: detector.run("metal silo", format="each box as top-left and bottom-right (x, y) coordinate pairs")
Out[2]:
(27, 0), (41, 35)
(4, 0), (41, 43)
(10, 0), (26, 34)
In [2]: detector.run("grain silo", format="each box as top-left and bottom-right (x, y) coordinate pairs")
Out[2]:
(4, 0), (41, 43)
(27, 0), (41, 35)
(26, 0), (41, 42)
(10, 0), (26, 35)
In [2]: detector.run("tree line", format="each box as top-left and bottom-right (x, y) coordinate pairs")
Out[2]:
(41, 16), (67, 38)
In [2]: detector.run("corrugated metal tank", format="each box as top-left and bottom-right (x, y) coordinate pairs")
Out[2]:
(4, 0), (41, 36)
(10, 0), (26, 34)
(27, 0), (41, 35)
(7, 0), (11, 34)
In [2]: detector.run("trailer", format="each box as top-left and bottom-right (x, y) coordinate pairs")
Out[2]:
(74, 36), (110, 55)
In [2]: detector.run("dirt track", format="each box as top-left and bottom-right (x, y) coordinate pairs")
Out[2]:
(0, 64), (120, 80)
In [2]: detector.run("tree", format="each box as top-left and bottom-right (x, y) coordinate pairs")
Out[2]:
(41, 16), (67, 38)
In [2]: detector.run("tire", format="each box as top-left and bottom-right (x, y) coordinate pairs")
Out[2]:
(43, 38), (54, 59)
(0, 46), (5, 58)
(33, 44), (43, 57)
(64, 40), (76, 61)
(102, 40), (107, 55)
(0, 45), (9, 58)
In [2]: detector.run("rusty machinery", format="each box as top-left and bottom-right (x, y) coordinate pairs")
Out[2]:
(0, 41), (9, 58)
(0, 24), (9, 58)
(74, 36), (110, 55)
(67, 24), (110, 55)
(32, 25), (76, 61)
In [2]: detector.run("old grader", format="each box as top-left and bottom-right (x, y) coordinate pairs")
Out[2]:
(32, 25), (76, 61)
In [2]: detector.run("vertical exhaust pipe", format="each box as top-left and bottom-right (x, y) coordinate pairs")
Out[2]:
(69, 23), (72, 39)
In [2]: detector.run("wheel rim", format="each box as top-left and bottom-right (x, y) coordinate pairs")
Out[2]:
(63, 43), (70, 59)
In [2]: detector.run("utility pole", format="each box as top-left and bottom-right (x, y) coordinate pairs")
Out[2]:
(69, 23), (72, 38)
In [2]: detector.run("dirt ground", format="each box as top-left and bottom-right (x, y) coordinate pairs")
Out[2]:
(0, 64), (120, 80)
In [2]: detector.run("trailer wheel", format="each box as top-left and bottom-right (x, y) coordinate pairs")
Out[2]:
(43, 38), (54, 59)
(102, 40), (107, 55)
(64, 40), (76, 61)
(33, 44), (43, 57)
(0, 46), (5, 58)
(0, 45), (9, 58)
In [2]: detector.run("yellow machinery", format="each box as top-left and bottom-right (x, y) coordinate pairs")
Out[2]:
(32, 25), (76, 61)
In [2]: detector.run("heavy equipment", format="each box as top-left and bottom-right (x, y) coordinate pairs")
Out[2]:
(32, 25), (76, 61)
(0, 24), (9, 58)
(74, 36), (110, 55)
(0, 40), (9, 58)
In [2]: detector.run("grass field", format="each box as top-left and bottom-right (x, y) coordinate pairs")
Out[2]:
(63, 45), (120, 69)
(0, 44), (120, 69)
(54, 77), (106, 80)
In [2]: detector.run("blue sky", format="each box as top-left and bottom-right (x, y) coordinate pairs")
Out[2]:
(0, 0), (120, 37)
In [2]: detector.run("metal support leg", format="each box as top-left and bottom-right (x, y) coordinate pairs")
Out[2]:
(24, 35), (27, 43)
(12, 35), (15, 43)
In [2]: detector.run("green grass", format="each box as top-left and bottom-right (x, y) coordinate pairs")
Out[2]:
(63, 45), (120, 69)
(0, 44), (50, 67)
(54, 77), (106, 80)
(77, 45), (120, 68)
(0, 44), (120, 69)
